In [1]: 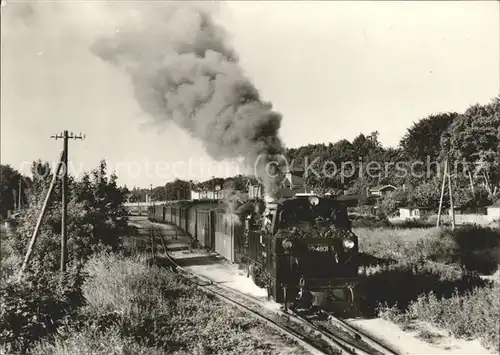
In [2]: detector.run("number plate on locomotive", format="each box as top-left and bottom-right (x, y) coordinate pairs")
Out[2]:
(308, 245), (331, 252)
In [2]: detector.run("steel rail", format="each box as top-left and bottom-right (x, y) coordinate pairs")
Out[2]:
(149, 223), (399, 355)
(318, 310), (401, 355)
(150, 225), (335, 355)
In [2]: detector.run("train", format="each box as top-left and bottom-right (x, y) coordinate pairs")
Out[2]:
(148, 195), (359, 310)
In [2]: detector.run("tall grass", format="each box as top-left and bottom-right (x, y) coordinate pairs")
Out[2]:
(33, 252), (287, 355)
(356, 225), (500, 274)
(355, 227), (438, 262)
(356, 224), (500, 351)
(358, 259), (487, 315)
(30, 326), (165, 355)
(379, 283), (500, 351)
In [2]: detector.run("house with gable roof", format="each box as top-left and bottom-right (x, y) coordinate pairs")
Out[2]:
(367, 184), (397, 198)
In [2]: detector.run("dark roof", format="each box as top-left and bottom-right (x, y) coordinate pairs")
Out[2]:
(286, 173), (305, 187)
(289, 170), (305, 177)
(369, 184), (396, 191)
(398, 206), (432, 210)
(336, 194), (361, 201)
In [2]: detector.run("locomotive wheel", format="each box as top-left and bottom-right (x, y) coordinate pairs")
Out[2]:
(267, 280), (285, 303)
(251, 271), (259, 286)
(347, 285), (360, 309)
(340, 286), (356, 306)
(283, 287), (296, 312)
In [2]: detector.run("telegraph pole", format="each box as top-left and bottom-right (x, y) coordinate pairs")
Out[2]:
(18, 178), (22, 210)
(448, 164), (456, 230)
(51, 131), (85, 272)
(436, 159), (456, 229)
(436, 160), (448, 227)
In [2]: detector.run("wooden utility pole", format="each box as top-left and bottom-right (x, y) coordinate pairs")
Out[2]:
(51, 131), (85, 272)
(448, 166), (456, 229)
(18, 178), (22, 210)
(436, 159), (456, 229)
(436, 160), (448, 227)
(19, 151), (64, 280)
(467, 168), (475, 194)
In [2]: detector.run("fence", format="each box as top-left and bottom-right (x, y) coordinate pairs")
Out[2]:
(427, 213), (495, 226)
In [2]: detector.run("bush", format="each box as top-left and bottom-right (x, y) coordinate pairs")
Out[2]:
(356, 220), (500, 351)
(445, 225), (500, 274)
(356, 225), (500, 274)
(379, 283), (500, 351)
(31, 325), (166, 355)
(77, 253), (277, 354)
(358, 259), (487, 316)
(350, 215), (391, 229)
(391, 219), (435, 229)
(9, 160), (129, 273)
(0, 160), (129, 353)
(356, 227), (433, 261)
(0, 265), (85, 354)
(81, 253), (184, 321)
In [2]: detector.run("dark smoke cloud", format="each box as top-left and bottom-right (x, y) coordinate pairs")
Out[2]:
(90, 2), (285, 195)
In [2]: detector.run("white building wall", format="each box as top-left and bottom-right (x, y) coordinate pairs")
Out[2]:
(487, 207), (500, 221)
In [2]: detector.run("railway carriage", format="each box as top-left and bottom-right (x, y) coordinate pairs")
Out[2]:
(196, 209), (215, 249)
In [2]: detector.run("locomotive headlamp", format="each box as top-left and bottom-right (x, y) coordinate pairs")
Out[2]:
(282, 239), (293, 250)
(308, 196), (320, 206)
(343, 239), (355, 250)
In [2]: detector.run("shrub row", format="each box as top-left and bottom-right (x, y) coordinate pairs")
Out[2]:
(358, 259), (488, 316)
(378, 282), (500, 351)
(0, 264), (85, 354)
(356, 225), (500, 274)
(30, 253), (297, 355)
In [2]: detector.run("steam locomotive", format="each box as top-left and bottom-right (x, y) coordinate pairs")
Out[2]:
(148, 195), (359, 310)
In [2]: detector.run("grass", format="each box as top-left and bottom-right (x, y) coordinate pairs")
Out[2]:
(29, 252), (301, 355)
(357, 259), (488, 316)
(27, 324), (167, 355)
(378, 283), (500, 351)
(355, 225), (500, 274)
(354, 224), (500, 351)
(355, 226), (436, 262)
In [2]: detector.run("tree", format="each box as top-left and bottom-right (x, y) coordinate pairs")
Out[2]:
(222, 175), (249, 191)
(164, 179), (191, 200)
(400, 112), (457, 161)
(11, 160), (129, 270)
(377, 189), (409, 218)
(407, 177), (443, 209)
(1, 165), (21, 217)
(443, 97), (500, 197)
(0, 165), (31, 218)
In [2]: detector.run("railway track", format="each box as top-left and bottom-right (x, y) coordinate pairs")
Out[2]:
(149, 224), (400, 355)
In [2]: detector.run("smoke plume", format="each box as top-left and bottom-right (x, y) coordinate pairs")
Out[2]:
(90, 2), (284, 196)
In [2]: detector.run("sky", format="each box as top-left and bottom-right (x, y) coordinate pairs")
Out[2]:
(1, 1), (499, 188)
